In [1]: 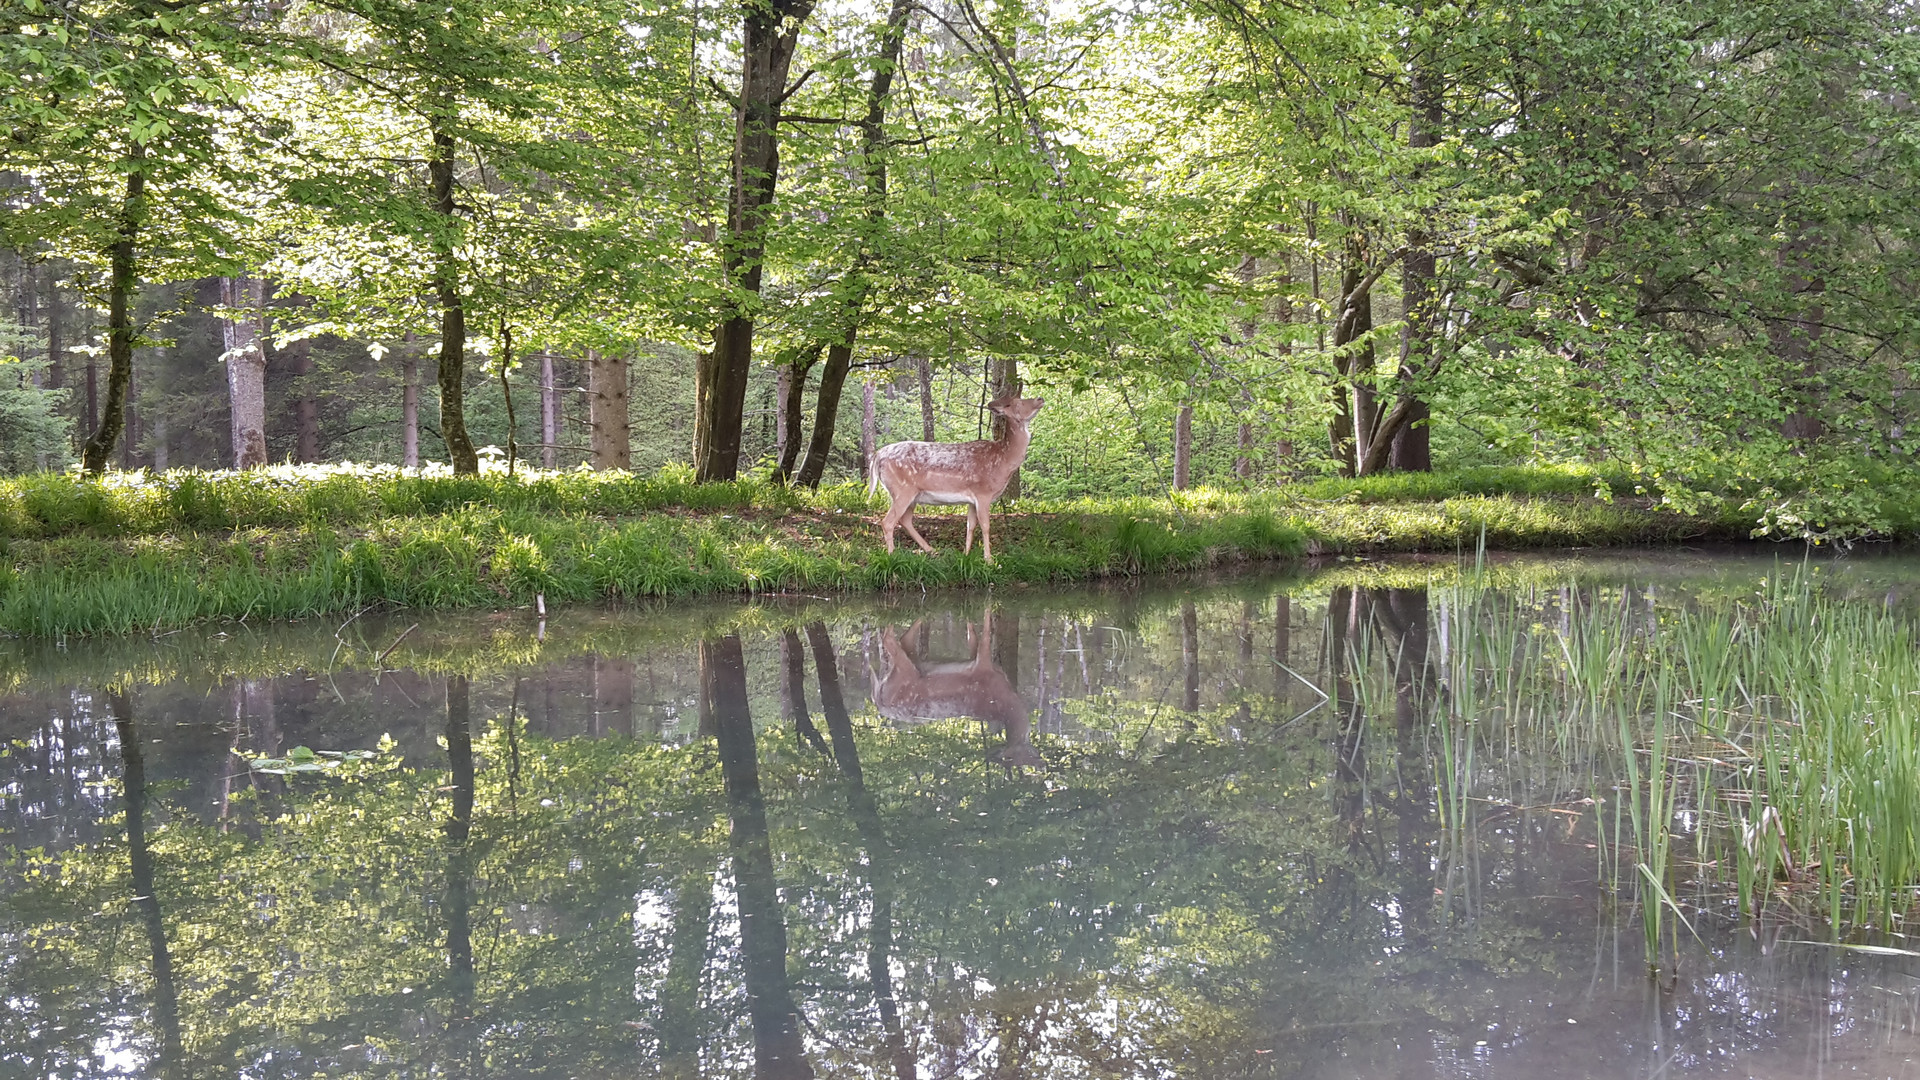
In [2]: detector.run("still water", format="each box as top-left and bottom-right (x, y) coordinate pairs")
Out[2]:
(5, 551), (1920, 1079)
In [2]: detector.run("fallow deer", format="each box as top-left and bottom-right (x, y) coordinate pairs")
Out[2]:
(867, 392), (1043, 563)
(872, 616), (1040, 767)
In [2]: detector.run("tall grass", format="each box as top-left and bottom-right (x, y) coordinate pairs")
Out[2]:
(0, 496), (1311, 637)
(1392, 565), (1920, 967)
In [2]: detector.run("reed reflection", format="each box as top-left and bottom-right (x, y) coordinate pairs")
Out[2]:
(872, 611), (1037, 767)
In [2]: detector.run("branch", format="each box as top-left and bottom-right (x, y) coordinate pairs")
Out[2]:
(777, 68), (816, 105)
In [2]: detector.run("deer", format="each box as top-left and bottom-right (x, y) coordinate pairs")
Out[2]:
(867, 392), (1043, 564)
(871, 615), (1040, 767)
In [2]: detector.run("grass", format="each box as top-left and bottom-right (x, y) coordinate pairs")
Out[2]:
(1393, 564), (1920, 966)
(0, 460), (1843, 638)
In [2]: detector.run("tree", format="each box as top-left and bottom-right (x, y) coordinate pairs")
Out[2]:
(1, 0), (260, 474)
(693, 0), (820, 482)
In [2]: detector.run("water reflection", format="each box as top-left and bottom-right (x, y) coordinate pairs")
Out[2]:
(872, 612), (1036, 766)
(6, 560), (1920, 1077)
(113, 691), (185, 1080)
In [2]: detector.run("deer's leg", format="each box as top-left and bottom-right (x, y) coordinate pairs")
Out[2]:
(880, 490), (907, 554)
(977, 499), (994, 563)
(892, 494), (935, 553)
(963, 504), (977, 553)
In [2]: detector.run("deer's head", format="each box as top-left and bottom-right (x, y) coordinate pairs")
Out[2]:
(987, 394), (1045, 426)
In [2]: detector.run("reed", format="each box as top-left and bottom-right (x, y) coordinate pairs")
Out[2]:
(1384, 563), (1920, 967)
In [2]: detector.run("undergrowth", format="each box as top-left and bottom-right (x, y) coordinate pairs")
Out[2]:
(0, 461), (1847, 637)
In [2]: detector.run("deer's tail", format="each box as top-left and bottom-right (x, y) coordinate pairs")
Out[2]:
(866, 455), (879, 499)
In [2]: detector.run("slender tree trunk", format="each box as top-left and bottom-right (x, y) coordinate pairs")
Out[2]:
(1378, 60), (1442, 475)
(151, 414), (167, 472)
(290, 331), (319, 464)
(1329, 229), (1374, 477)
(1172, 404), (1193, 491)
(442, 675), (478, 1055)
(786, 0), (911, 487)
(775, 362), (791, 466)
(990, 354), (1023, 498)
(44, 265), (62, 393)
(121, 365), (137, 471)
(588, 347), (632, 470)
(772, 346), (821, 483)
(402, 337), (420, 468)
(429, 125), (479, 475)
(81, 151), (143, 475)
(917, 354), (935, 441)
(794, 343), (851, 487)
(695, 0), (817, 483)
(540, 352), (557, 468)
(1180, 601), (1200, 712)
(860, 379), (876, 480)
(221, 274), (270, 469)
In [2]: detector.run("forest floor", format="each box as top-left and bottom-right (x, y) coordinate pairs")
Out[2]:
(0, 463), (1827, 637)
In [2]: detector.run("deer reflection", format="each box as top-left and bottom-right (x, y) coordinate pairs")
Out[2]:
(873, 612), (1038, 768)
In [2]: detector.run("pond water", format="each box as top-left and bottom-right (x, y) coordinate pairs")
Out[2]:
(6, 550), (1920, 1079)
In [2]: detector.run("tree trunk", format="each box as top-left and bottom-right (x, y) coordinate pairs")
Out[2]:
(540, 352), (557, 468)
(110, 693), (186, 1080)
(1172, 404), (1193, 491)
(221, 274), (270, 469)
(918, 354), (935, 440)
(794, 343), (851, 488)
(774, 362), (791, 467)
(1377, 59), (1442, 476)
(695, 0), (816, 483)
(1328, 229), (1374, 477)
(784, 0), (910, 488)
(121, 365), (137, 471)
(772, 346), (821, 483)
(860, 379), (876, 481)
(588, 347), (632, 470)
(291, 334), (319, 464)
(151, 413), (167, 472)
(81, 151), (143, 476)
(1180, 601), (1200, 712)
(44, 265), (62, 394)
(402, 338), (419, 468)
(991, 354), (1023, 498)
(429, 125), (479, 475)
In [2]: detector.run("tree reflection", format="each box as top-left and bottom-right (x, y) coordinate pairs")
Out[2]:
(9, 579), (1920, 1078)
(442, 674), (479, 1075)
(808, 621), (915, 1080)
(705, 634), (813, 1079)
(110, 689), (185, 1080)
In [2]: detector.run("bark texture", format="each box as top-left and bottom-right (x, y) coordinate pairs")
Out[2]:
(220, 274), (270, 469)
(1173, 404), (1193, 491)
(81, 150), (143, 475)
(540, 352), (557, 469)
(587, 347), (632, 470)
(695, 0), (818, 482)
(429, 125), (479, 475)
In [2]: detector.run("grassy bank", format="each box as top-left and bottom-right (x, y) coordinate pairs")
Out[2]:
(0, 462), (1819, 638)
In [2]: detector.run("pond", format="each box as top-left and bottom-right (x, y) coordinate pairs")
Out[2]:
(6, 550), (1920, 1078)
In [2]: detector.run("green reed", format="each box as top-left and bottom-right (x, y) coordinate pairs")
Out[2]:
(1385, 565), (1920, 969)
